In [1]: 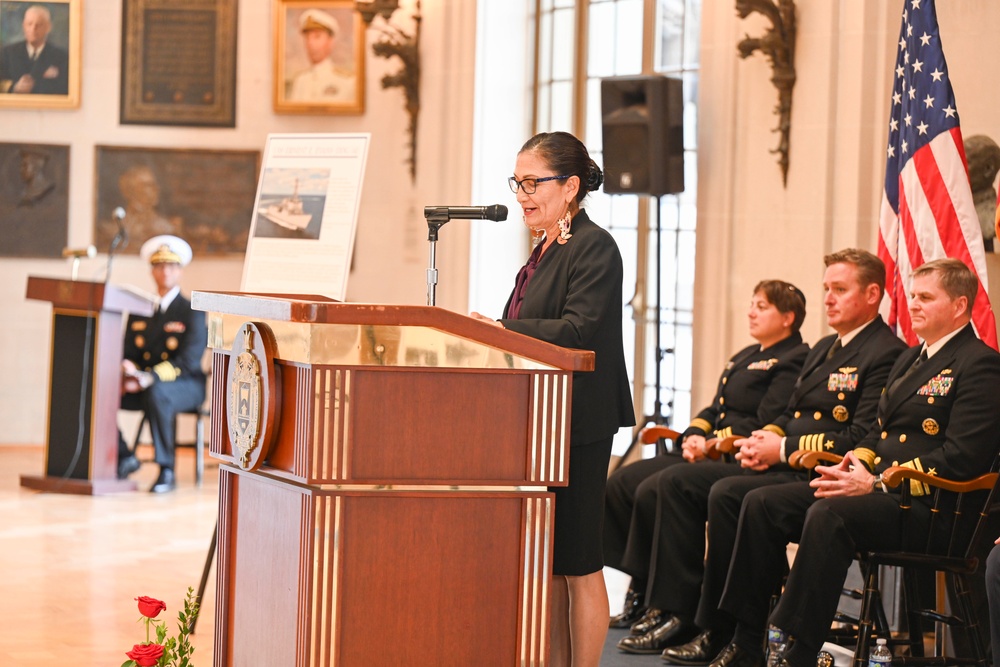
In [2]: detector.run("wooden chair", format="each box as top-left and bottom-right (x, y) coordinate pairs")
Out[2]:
(791, 450), (999, 667)
(637, 425), (681, 457)
(638, 427), (743, 460)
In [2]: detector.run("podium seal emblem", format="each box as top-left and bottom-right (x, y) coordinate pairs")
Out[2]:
(226, 321), (279, 470)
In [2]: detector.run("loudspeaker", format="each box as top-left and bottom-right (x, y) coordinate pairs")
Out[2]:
(601, 75), (684, 196)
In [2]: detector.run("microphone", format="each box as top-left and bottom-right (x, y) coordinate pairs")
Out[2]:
(423, 204), (508, 222)
(62, 245), (96, 259)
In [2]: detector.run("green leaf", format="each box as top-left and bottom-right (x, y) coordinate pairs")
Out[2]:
(121, 661), (137, 667)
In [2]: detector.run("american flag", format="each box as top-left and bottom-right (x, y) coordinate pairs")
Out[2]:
(877, 0), (998, 350)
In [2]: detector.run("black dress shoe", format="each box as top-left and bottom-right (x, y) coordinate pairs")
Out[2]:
(150, 468), (176, 493)
(617, 615), (698, 655)
(117, 455), (140, 480)
(708, 643), (764, 667)
(631, 607), (666, 635)
(662, 629), (722, 665)
(610, 587), (647, 628)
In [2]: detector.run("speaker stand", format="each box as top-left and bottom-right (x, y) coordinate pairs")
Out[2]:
(613, 195), (674, 471)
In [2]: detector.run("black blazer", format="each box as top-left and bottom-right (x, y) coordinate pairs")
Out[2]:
(854, 324), (1000, 496)
(683, 333), (809, 441)
(124, 293), (208, 385)
(500, 210), (635, 444)
(0, 40), (69, 95)
(765, 317), (907, 462)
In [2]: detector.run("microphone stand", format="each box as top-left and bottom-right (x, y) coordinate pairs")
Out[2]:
(424, 209), (450, 306)
(105, 211), (128, 284)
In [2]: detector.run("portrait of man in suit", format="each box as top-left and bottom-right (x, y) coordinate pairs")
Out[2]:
(0, 3), (69, 95)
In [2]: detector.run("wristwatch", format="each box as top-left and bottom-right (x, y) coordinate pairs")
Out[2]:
(871, 473), (885, 494)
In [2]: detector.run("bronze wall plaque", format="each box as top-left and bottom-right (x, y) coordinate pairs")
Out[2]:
(120, 0), (238, 126)
(0, 141), (69, 257)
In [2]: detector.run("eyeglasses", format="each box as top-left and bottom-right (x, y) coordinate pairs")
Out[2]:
(508, 174), (570, 194)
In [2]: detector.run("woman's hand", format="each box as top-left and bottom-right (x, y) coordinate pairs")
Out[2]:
(681, 435), (708, 463)
(470, 312), (503, 327)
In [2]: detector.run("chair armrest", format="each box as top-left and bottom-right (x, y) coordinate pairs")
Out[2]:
(789, 450), (844, 470)
(881, 467), (998, 493)
(706, 435), (742, 460)
(639, 426), (682, 445)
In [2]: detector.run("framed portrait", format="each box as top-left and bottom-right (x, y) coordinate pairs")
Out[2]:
(273, 0), (365, 115)
(94, 146), (261, 257)
(0, 0), (81, 109)
(0, 142), (69, 257)
(120, 0), (238, 127)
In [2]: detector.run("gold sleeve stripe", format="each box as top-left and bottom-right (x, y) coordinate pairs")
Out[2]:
(152, 361), (179, 382)
(899, 459), (930, 497)
(690, 418), (713, 434)
(762, 424), (785, 437)
(794, 434), (823, 452)
(854, 448), (876, 468)
(714, 426), (734, 440)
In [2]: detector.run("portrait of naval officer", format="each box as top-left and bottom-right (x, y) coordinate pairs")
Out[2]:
(286, 8), (356, 103)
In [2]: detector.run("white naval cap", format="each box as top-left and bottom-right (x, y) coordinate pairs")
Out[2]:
(299, 8), (339, 36)
(140, 235), (193, 267)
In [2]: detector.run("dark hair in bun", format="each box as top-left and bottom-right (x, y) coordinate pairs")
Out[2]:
(519, 131), (603, 205)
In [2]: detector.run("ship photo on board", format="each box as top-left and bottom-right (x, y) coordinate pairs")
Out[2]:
(254, 167), (329, 239)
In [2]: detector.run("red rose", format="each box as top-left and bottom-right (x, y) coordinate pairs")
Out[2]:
(126, 642), (164, 666)
(135, 596), (167, 618)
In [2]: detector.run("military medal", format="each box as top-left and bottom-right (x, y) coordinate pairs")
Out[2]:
(832, 405), (849, 422)
(922, 418), (939, 435)
(747, 358), (778, 371)
(827, 368), (859, 392)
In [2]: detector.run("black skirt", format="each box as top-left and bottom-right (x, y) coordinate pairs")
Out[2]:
(549, 435), (614, 576)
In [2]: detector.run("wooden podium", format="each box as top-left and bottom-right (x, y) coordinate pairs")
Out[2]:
(194, 291), (594, 667)
(22, 277), (154, 494)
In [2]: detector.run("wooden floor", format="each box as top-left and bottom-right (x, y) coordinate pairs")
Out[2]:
(0, 445), (219, 666)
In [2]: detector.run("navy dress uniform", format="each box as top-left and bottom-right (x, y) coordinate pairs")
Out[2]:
(604, 334), (809, 581)
(719, 324), (1000, 665)
(617, 317), (905, 653)
(117, 236), (207, 491)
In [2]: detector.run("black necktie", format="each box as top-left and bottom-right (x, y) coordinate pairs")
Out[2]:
(889, 349), (928, 395)
(825, 339), (842, 360)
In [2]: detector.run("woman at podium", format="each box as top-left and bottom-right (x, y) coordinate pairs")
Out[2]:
(472, 131), (634, 667)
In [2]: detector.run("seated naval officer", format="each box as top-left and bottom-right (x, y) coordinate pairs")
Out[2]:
(714, 258), (1000, 667)
(116, 235), (208, 493)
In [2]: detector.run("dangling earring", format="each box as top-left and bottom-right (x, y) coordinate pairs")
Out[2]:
(525, 215), (545, 247)
(556, 209), (573, 244)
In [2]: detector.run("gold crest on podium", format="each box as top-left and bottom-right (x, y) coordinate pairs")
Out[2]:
(224, 320), (278, 471)
(229, 327), (262, 469)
